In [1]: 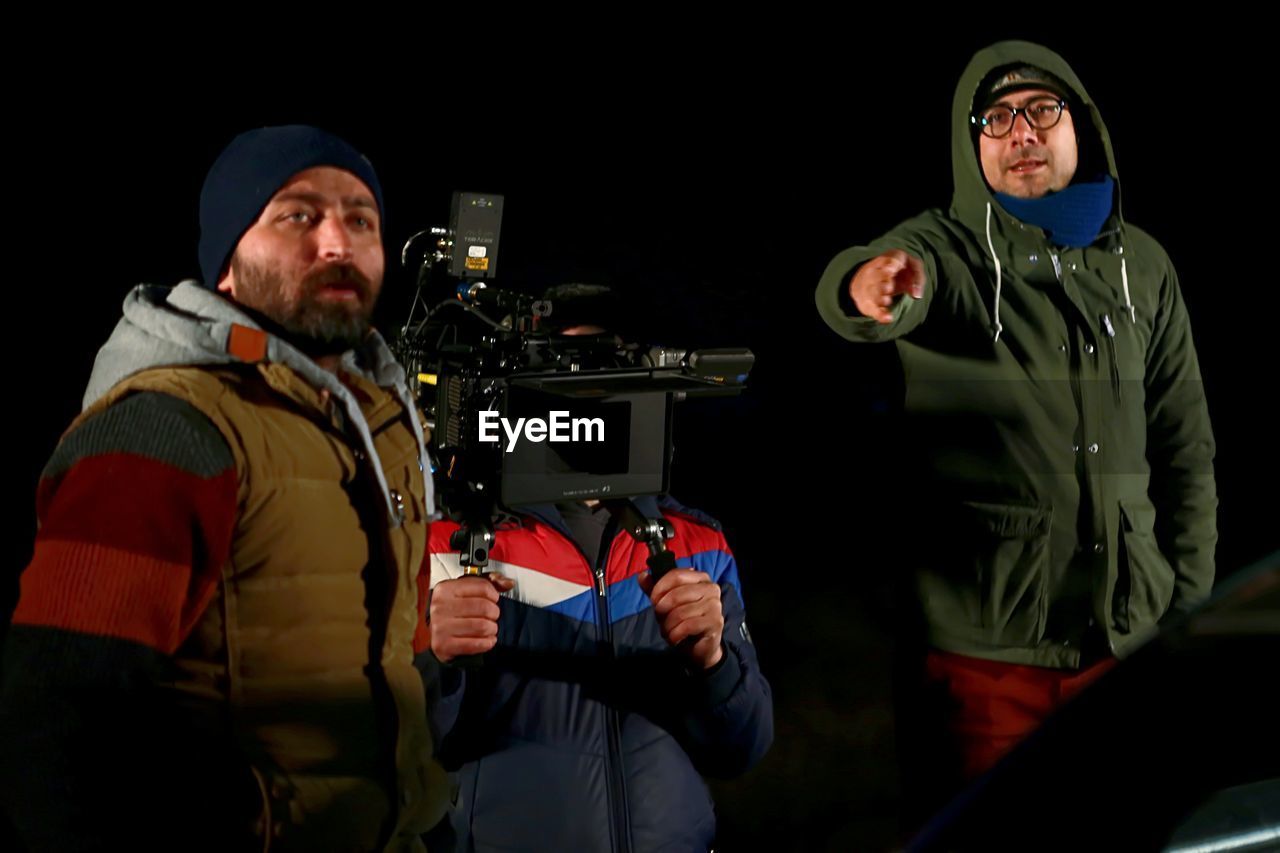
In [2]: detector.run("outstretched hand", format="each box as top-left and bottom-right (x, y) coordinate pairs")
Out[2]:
(848, 249), (926, 323)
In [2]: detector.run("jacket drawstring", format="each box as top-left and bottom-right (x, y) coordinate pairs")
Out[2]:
(985, 204), (1136, 334)
(985, 202), (1004, 342)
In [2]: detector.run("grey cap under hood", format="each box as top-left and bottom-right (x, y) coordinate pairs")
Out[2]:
(84, 281), (433, 527)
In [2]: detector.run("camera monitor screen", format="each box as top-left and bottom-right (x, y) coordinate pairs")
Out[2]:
(497, 382), (672, 506)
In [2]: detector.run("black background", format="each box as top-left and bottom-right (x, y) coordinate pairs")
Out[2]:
(9, 21), (1277, 851)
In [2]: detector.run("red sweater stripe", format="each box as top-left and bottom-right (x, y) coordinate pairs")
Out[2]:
(36, 454), (238, 567)
(20, 433), (238, 653)
(14, 539), (196, 653)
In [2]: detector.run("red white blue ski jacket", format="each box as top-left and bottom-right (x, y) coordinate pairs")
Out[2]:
(426, 495), (773, 853)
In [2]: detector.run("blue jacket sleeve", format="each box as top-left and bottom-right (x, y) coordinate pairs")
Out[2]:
(416, 648), (467, 750)
(673, 548), (774, 778)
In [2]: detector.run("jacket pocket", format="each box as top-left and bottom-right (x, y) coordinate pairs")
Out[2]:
(918, 502), (1052, 647)
(1113, 498), (1175, 633)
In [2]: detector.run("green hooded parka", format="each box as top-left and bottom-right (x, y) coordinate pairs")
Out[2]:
(816, 41), (1217, 668)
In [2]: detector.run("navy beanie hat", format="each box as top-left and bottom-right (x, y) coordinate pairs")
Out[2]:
(198, 125), (384, 289)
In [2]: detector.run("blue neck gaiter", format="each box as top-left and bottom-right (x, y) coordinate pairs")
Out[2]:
(995, 175), (1115, 248)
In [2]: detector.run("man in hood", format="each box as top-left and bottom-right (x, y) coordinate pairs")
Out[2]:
(2, 126), (450, 851)
(815, 42), (1216, 821)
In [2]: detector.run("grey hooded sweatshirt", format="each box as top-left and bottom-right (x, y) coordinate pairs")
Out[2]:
(84, 280), (434, 524)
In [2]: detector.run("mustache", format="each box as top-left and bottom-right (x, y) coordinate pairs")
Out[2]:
(304, 265), (375, 298)
(1007, 148), (1050, 165)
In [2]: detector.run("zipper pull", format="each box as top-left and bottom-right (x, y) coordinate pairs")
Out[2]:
(1103, 314), (1115, 337)
(594, 565), (607, 598)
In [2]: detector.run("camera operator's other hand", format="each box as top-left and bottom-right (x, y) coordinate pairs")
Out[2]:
(849, 249), (926, 323)
(429, 573), (515, 663)
(638, 569), (725, 670)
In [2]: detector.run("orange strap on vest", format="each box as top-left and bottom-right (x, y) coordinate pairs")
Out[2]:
(228, 324), (268, 363)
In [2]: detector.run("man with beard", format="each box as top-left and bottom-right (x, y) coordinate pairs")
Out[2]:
(815, 43), (1216, 822)
(1, 126), (450, 851)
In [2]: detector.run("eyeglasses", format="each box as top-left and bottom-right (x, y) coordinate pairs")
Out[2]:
(971, 97), (1068, 138)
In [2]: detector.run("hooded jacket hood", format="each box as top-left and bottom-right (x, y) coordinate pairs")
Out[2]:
(949, 41), (1135, 340)
(84, 281), (433, 527)
(951, 40), (1122, 230)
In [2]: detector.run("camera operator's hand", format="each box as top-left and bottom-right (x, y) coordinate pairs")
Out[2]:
(849, 249), (926, 323)
(429, 573), (516, 664)
(638, 569), (725, 670)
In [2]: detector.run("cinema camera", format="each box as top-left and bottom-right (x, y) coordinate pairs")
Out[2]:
(392, 192), (754, 585)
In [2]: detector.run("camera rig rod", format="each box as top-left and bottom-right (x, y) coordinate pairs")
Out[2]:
(604, 499), (678, 581)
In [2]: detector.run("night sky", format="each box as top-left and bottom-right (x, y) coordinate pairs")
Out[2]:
(9, 22), (1277, 851)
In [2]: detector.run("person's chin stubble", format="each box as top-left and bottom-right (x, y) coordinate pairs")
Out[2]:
(231, 255), (377, 350)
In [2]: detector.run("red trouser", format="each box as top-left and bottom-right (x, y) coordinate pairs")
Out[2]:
(897, 649), (1116, 826)
(922, 649), (1116, 779)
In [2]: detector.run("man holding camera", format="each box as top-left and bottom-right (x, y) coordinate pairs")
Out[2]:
(2, 126), (450, 850)
(423, 303), (773, 851)
(815, 42), (1216, 817)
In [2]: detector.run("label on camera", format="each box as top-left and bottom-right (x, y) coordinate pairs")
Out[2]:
(465, 257), (490, 271)
(468, 246), (487, 258)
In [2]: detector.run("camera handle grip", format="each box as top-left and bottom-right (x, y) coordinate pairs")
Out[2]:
(646, 549), (679, 582)
(448, 524), (497, 670)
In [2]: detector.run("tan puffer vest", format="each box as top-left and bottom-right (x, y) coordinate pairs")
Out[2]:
(81, 353), (447, 852)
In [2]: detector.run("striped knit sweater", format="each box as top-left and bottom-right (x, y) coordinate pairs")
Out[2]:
(3, 281), (443, 851)
(1, 392), (246, 850)
(2, 388), (442, 851)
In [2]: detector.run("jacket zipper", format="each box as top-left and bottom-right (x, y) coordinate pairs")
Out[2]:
(592, 523), (631, 853)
